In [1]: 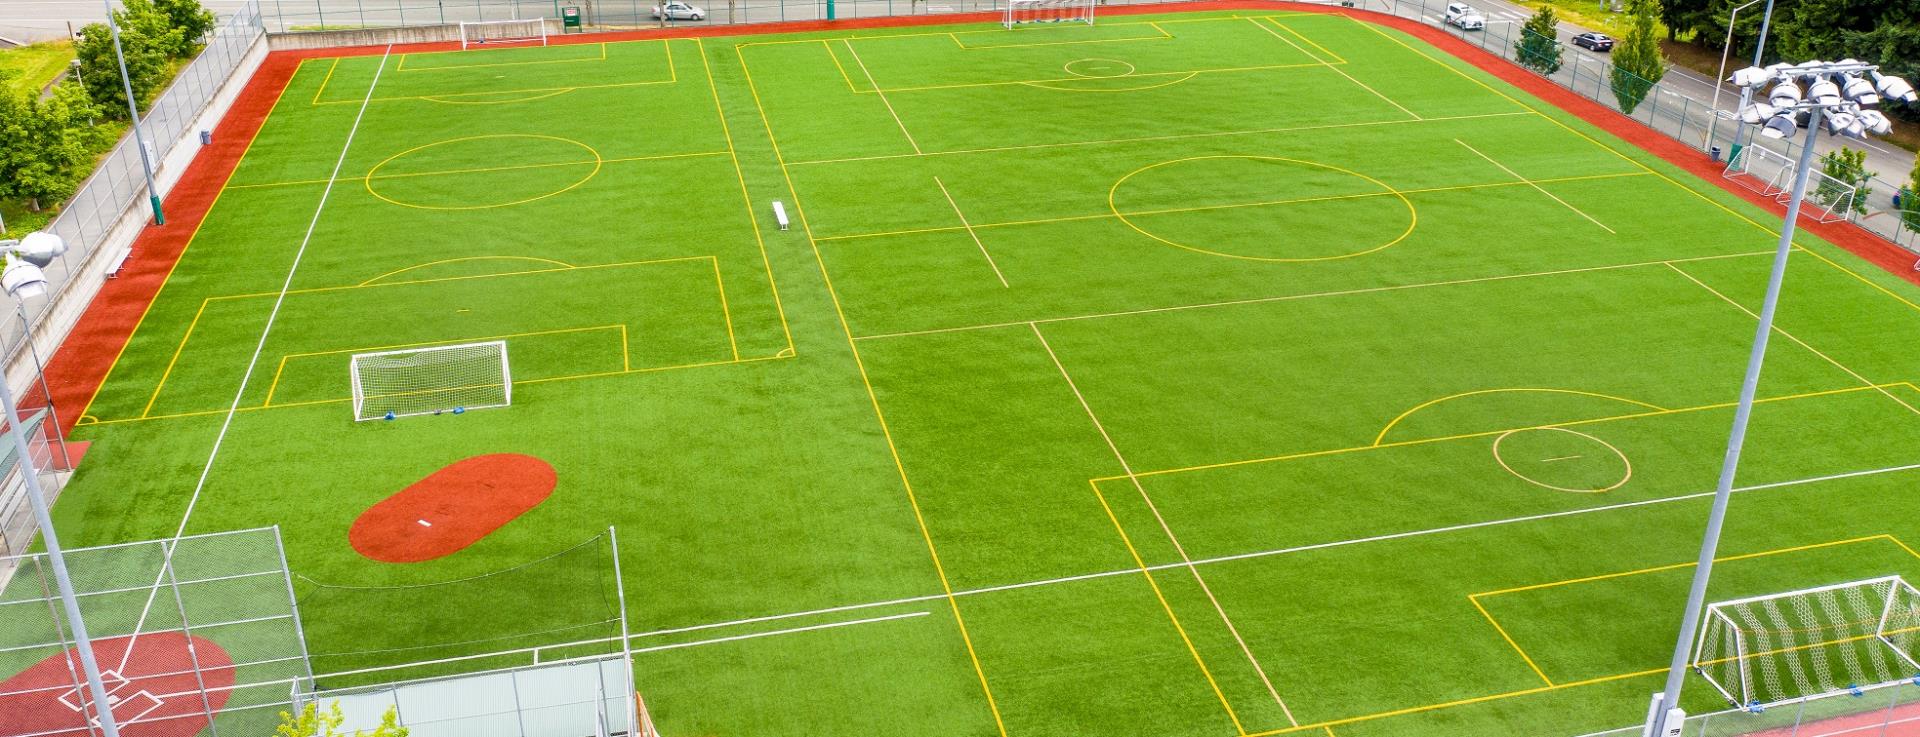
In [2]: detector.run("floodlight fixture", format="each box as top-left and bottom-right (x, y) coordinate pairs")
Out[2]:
(1872, 71), (1918, 103)
(1839, 74), (1879, 104)
(1807, 77), (1842, 105)
(1768, 79), (1802, 107)
(1760, 113), (1797, 139)
(14, 231), (67, 268)
(3, 257), (49, 301)
(1738, 101), (1777, 124)
(1730, 65), (1774, 88)
(1860, 109), (1893, 135)
(1823, 109), (1856, 136)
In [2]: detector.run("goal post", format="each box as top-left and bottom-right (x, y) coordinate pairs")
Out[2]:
(458, 18), (549, 49)
(1722, 144), (1856, 223)
(350, 341), (511, 421)
(1005, 0), (1094, 28)
(1693, 575), (1920, 710)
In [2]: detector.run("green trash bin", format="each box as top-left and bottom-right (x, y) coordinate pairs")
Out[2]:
(562, 6), (583, 32)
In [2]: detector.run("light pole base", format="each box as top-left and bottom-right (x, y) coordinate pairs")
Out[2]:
(149, 195), (165, 226)
(1641, 694), (1686, 737)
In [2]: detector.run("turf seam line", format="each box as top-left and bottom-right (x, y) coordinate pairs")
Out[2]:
(628, 611), (930, 654)
(1454, 138), (1614, 234)
(1663, 261), (1920, 418)
(1032, 322), (1299, 728)
(118, 45), (391, 674)
(933, 176), (1009, 288)
(852, 248), (1775, 341)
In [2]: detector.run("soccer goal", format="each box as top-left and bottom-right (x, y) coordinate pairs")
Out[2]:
(459, 18), (549, 49)
(1005, 0), (1094, 28)
(1722, 144), (1855, 223)
(350, 341), (511, 421)
(1693, 575), (1920, 710)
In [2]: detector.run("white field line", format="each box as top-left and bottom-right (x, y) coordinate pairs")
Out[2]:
(853, 248), (1774, 341)
(624, 461), (1920, 642)
(841, 40), (921, 155)
(933, 176), (1009, 287)
(1030, 322), (1300, 725)
(1456, 138), (1616, 234)
(119, 48), (393, 672)
(631, 611), (929, 654)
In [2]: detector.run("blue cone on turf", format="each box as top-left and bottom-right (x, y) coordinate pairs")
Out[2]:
(453, 407), (465, 414)
(383, 411), (395, 421)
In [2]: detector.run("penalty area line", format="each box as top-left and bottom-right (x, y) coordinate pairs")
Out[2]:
(118, 46), (393, 674)
(631, 611), (930, 654)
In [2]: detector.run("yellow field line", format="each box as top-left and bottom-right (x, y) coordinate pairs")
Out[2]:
(841, 39), (921, 154)
(947, 23), (1173, 49)
(696, 37), (797, 355)
(311, 58), (340, 106)
(728, 12), (1317, 48)
(815, 172), (1648, 242)
(863, 61), (1333, 95)
(738, 42), (1009, 737)
(209, 255), (715, 302)
(823, 39), (862, 93)
(788, 110), (1535, 167)
(397, 41), (610, 72)
(140, 299), (214, 419)
(1468, 594), (1553, 686)
(1087, 479), (1251, 732)
(1474, 535), (1904, 599)
(82, 60), (303, 424)
(358, 255), (575, 286)
(711, 257), (739, 361)
(1665, 261), (1920, 417)
(1093, 382), (1903, 484)
(1373, 387), (1665, 447)
(1251, 17), (1413, 119)
(1456, 139), (1614, 233)
(261, 324), (628, 407)
(1256, 15), (1347, 64)
(933, 176), (1008, 287)
(226, 150), (728, 191)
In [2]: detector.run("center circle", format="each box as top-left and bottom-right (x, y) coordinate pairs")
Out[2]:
(364, 134), (602, 211)
(1064, 58), (1136, 78)
(1491, 427), (1632, 493)
(1107, 156), (1415, 262)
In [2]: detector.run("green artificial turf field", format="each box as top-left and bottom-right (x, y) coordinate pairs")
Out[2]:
(31, 8), (1920, 737)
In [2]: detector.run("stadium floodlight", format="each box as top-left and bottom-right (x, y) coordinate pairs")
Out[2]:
(1839, 74), (1879, 104)
(1759, 112), (1797, 139)
(1806, 76), (1842, 105)
(1647, 58), (1911, 737)
(1728, 65), (1773, 88)
(1872, 71), (1919, 103)
(1737, 101), (1777, 124)
(2, 258), (48, 301)
(13, 230), (67, 267)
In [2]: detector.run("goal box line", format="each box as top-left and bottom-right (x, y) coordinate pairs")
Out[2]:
(1692, 574), (1920, 710)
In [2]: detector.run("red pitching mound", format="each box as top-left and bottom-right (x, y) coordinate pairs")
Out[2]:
(350, 453), (556, 563)
(0, 632), (234, 737)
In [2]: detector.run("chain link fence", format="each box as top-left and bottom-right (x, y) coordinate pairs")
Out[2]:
(0, 527), (312, 737)
(1577, 678), (1920, 737)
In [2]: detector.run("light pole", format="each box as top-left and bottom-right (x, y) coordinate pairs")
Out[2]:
(1643, 60), (1914, 737)
(1705, 0), (1763, 153)
(98, 0), (165, 225)
(0, 232), (123, 737)
(1719, 0), (1778, 157)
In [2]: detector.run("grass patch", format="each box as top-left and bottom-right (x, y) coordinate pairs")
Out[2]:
(0, 40), (76, 96)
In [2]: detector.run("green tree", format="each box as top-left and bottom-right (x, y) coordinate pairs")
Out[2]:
(276, 703), (408, 737)
(154, 0), (216, 52)
(1516, 6), (1563, 75)
(0, 82), (108, 211)
(72, 21), (170, 119)
(1903, 156), (1920, 232)
(113, 0), (190, 57)
(1610, 0), (1666, 114)
(1814, 146), (1872, 217)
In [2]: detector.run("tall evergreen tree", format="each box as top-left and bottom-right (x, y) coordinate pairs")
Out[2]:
(1610, 0), (1666, 114)
(1516, 6), (1563, 75)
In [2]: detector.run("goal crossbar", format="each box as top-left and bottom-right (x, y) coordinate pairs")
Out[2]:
(1004, 0), (1094, 28)
(350, 340), (511, 421)
(459, 18), (549, 49)
(1722, 144), (1855, 223)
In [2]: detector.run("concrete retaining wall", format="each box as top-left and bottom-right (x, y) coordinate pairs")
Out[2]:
(268, 19), (562, 50)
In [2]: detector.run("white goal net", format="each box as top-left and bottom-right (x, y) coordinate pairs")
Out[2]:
(459, 18), (549, 49)
(1723, 144), (1856, 224)
(1693, 575), (1920, 710)
(1005, 0), (1094, 28)
(350, 340), (511, 421)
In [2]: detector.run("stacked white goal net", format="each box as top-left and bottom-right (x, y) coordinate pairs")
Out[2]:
(1722, 144), (1856, 223)
(458, 18), (549, 49)
(350, 340), (511, 421)
(1004, 0), (1094, 28)
(1693, 576), (1920, 710)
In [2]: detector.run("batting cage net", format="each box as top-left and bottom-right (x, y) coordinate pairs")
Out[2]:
(0, 527), (311, 737)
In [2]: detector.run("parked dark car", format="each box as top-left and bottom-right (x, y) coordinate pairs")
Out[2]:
(1571, 32), (1614, 51)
